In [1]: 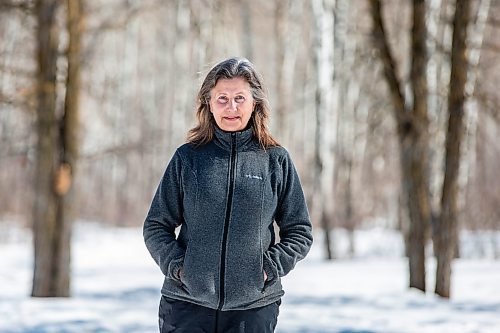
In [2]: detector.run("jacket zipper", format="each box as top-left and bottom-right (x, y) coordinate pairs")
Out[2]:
(218, 133), (237, 310)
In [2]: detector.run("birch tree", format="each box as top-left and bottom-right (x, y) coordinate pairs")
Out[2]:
(458, 0), (491, 230)
(311, 0), (336, 259)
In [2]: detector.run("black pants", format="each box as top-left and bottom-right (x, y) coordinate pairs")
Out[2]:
(158, 296), (280, 333)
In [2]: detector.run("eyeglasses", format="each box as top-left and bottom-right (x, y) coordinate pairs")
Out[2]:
(214, 95), (247, 105)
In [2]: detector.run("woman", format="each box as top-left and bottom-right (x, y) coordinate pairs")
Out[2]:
(143, 57), (313, 332)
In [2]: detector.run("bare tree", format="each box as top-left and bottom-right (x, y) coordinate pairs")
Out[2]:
(369, 0), (431, 291)
(32, 0), (65, 297)
(434, 0), (473, 298)
(31, 0), (82, 297)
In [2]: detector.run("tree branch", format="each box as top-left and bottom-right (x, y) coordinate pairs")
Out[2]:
(0, 0), (34, 13)
(368, 0), (410, 129)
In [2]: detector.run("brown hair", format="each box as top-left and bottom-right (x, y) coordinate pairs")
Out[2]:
(187, 57), (280, 149)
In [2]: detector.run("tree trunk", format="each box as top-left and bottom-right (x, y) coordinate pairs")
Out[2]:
(369, 0), (430, 291)
(32, 0), (66, 297)
(59, 0), (82, 284)
(334, 0), (356, 257)
(427, 0), (452, 224)
(344, 155), (355, 257)
(32, 0), (82, 297)
(456, 0), (491, 257)
(274, 0), (301, 146)
(407, 0), (430, 292)
(435, 0), (471, 298)
(311, 0), (335, 260)
(398, 134), (429, 292)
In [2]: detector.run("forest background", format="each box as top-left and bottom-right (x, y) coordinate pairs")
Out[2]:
(1, 0), (499, 300)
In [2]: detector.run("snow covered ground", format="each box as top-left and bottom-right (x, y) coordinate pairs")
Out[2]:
(0, 223), (499, 333)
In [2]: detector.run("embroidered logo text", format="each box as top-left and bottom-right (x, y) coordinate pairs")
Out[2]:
(244, 174), (263, 180)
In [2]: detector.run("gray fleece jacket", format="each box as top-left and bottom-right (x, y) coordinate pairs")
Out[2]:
(143, 126), (313, 311)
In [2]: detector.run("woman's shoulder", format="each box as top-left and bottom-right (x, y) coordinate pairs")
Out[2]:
(175, 141), (217, 160)
(171, 143), (201, 173)
(265, 145), (290, 160)
(176, 142), (197, 154)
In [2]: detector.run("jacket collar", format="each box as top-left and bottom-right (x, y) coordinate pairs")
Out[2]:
(213, 126), (255, 152)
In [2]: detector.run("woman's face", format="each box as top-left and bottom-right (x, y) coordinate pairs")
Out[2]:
(209, 77), (255, 132)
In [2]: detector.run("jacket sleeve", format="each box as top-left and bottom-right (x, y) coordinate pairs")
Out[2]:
(263, 151), (313, 283)
(143, 150), (185, 281)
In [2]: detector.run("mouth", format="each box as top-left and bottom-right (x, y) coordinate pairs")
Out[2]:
(223, 116), (240, 121)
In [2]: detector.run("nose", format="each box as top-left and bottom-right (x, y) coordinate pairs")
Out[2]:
(228, 99), (237, 111)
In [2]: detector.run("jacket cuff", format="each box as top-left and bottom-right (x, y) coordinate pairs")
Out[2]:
(167, 256), (184, 282)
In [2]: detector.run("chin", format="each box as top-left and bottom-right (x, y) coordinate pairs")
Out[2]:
(222, 124), (243, 132)
(224, 127), (242, 132)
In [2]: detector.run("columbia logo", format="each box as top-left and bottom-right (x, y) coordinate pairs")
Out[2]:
(244, 174), (263, 180)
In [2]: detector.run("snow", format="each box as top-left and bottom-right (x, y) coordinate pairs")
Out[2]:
(0, 223), (499, 333)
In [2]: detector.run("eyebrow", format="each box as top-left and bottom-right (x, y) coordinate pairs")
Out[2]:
(215, 91), (248, 95)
